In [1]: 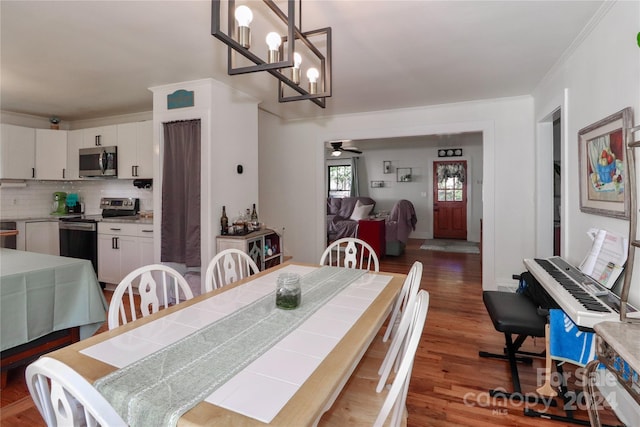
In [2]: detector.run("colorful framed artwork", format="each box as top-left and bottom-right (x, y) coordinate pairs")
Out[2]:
(578, 107), (633, 219)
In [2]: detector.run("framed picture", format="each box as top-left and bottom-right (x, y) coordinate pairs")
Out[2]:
(370, 180), (385, 188)
(578, 107), (633, 219)
(397, 167), (412, 182)
(383, 161), (392, 174)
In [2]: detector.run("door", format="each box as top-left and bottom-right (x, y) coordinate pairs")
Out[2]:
(433, 160), (467, 239)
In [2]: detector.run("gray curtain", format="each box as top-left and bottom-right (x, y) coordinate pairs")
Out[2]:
(161, 120), (201, 267)
(350, 156), (360, 197)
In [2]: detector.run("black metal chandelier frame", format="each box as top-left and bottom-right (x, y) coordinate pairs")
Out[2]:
(211, 0), (332, 108)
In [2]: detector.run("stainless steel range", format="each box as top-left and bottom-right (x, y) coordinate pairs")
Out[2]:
(100, 197), (140, 218)
(59, 198), (140, 277)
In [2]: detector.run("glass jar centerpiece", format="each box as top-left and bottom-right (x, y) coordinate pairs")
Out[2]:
(276, 273), (301, 309)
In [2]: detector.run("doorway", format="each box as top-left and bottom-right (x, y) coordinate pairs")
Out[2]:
(433, 160), (468, 239)
(553, 115), (561, 255)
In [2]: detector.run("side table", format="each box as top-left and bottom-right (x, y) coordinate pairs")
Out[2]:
(583, 321), (640, 426)
(357, 218), (386, 259)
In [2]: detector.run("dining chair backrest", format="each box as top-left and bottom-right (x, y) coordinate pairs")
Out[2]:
(204, 248), (260, 292)
(319, 238), (380, 272)
(26, 356), (126, 427)
(382, 261), (423, 343)
(374, 290), (429, 427)
(108, 263), (194, 330)
(377, 278), (425, 393)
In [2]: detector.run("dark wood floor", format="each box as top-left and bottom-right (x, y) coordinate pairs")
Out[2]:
(1, 239), (623, 426)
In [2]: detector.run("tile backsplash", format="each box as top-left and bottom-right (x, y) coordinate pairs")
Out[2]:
(0, 180), (153, 219)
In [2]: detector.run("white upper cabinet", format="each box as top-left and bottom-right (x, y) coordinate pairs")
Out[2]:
(35, 129), (67, 180)
(117, 120), (153, 179)
(66, 129), (84, 180)
(83, 125), (117, 148)
(0, 124), (36, 179)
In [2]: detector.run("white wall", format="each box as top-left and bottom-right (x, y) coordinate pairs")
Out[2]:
(259, 96), (535, 290)
(533, 3), (640, 422)
(150, 78), (259, 290)
(533, 0), (640, 309)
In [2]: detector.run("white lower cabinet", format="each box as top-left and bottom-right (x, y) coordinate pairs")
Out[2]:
(25, 220), (59, 255)
(98, 222), (154, 285)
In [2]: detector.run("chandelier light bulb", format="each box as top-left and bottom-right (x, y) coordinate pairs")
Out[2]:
(266, 32), (282, 63)
(266, 32), (282, 50)
(234, 6), (253, 27)
(307, 67), (319, 94)
(235, 5), (253, 48)
(331, 150), (342, 157)
(291, 52), (302, 84)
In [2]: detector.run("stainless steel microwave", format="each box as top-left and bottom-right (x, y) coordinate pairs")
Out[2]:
(79, 146), (117, 177)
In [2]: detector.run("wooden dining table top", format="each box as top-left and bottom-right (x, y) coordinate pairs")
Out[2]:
(45, 262), (405, 426)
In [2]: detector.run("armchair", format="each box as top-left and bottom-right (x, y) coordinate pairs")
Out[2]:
(385, 199), (417, 256)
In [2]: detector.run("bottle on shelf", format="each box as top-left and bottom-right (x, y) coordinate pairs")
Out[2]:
(251, 203), (258, 221)
(221, 206), (228, 235)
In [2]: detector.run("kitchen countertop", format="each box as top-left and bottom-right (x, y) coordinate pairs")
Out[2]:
(0, 215), (153, 225)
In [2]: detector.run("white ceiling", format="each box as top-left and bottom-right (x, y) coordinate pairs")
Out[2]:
(0, 1), (604, 122)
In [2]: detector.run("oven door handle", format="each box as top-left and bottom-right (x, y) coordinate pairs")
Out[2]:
(59, 222), (97, 231)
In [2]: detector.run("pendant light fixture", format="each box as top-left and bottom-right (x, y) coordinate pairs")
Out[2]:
(211, 0), (332, 108)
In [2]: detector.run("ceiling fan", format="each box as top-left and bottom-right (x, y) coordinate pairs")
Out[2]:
(329, 141), (362, 156)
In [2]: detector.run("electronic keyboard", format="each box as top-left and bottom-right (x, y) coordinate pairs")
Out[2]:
(523, 257), (638, 329)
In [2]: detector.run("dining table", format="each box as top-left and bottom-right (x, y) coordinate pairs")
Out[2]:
(1, 247), (108, 387)
(45, 261), (405, 426)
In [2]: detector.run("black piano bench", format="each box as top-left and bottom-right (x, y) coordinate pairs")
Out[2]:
(479, 290), (548, 402)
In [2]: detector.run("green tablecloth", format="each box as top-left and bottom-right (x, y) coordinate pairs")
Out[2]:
(0, 248), (108, 352)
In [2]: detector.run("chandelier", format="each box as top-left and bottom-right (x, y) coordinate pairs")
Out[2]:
(211, 0), (332, 108)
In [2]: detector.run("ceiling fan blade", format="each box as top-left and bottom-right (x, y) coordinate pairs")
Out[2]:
(344, 148), (362, 154)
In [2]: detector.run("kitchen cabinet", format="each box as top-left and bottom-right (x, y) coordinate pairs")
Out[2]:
(216, 229), (283, 271)
(0, 124), (35, 179)
(117, 121), (153, 179)
(98, 222), (155, 285)
(35, 129), (67, 180)
(65, 129), (84, 180)
(25, 220), (59, 255)
(83, 125), (117, 148)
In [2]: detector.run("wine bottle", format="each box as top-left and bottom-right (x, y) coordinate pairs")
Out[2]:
(251, 203), (258, 221)
(221, 206), (228, 235)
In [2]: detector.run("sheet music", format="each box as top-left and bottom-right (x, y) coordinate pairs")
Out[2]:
(578, 228), (628, 289)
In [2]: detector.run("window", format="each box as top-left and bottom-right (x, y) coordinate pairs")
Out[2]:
(328, 164), (352, 198)
(436, 163), (465, 202)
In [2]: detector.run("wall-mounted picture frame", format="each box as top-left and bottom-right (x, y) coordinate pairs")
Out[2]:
(578, 107), (633, 219)
(397, 168), (412, 182)
(383, 161), (392, 174)
(371, 180), (385, 188)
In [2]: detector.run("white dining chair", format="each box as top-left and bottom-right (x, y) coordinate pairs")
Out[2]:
(108, 264), (194, 330)
(376, 272), (425, 393)
(204, 248), (260, 292)
(382, 261), (423, 343)
(320, 237), (380, 272)
(26, 356), (126, 427)
(317, 290), (430, 427)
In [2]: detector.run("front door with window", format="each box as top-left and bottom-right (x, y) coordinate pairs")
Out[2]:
(433, 160), (467, 239)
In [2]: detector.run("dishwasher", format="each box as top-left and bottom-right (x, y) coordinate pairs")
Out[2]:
(59, 218), (98, 274)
